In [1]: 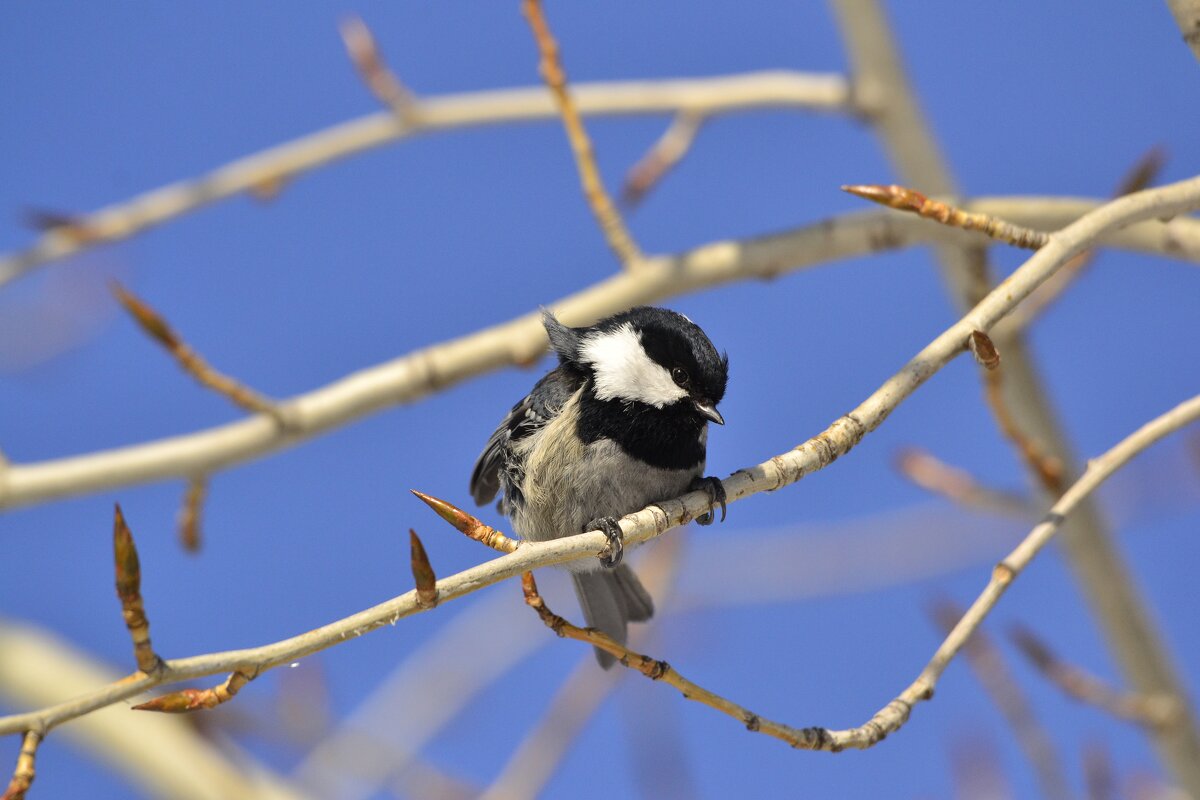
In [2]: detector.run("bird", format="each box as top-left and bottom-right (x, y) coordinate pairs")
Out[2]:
(470, 306), (728, 667)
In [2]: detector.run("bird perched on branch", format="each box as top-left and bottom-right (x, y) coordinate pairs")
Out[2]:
(470, 307), (728, 667)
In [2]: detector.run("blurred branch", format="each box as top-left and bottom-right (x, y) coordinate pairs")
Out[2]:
(843, 184), (1049, 249)
(830, 1), (1200, 789)
(1009, 625), (1183, 728)
(522, 0), (643, 267)
(0, 70), (849, 287)
(0, 731), (40, 800)
(482, 538), (683, 800)
(1085, 741), (1117, 800)
(339, 16), (418, 127)
(4, 173), (1200, 737)
(5, 195), (1200, 512)
(518, 384), (1199, 753)
(1003, 147), (1166, 334)
(622, 112), (704, 207)
(1165, 0), (1200, 63)
(0, 620), (307, 800)
(894, 448), (1034, 517)
(930, 600), (1072, 800)
(177, 476), (208, 553)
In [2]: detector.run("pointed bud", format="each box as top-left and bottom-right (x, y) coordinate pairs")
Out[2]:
(111, 283), (180, 349)
(409, 529), (438, 607)
(841, 184), (927, 212)
(968, 330), (1001, 370)
(113, 504), (141, 604)
(410, 489), (473, 534)
(132, 688), (211, 713)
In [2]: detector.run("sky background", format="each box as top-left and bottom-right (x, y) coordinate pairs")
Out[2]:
(2, 2), (1200, 798)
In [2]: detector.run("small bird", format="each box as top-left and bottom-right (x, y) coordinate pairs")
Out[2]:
(470, 306), (728, 667)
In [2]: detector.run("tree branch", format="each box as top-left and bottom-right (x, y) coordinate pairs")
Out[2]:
(5, 175), (1195, 738)
(3, 195), (1199, 512)
(0, 70), (850, 288)
(522, 0), (642, 267)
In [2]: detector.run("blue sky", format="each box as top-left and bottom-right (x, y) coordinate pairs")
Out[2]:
(2, 3), (1199, 798)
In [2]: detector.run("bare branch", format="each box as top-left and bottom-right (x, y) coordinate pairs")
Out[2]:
(1009, 624), (1183, 728)
(1003, 146), (1167, 334)
(0, 732), (41, 800)
(930, 600), (1072, 800)
(621, 112), (704, 207)
(1166, 0), (1200, 63)
(5, 179), (1197, 738)
(112, 283), (286, 424)
(521, 0), (643, 266)
(4, 195), (1199, 512)
(339, 15), (418, 126)
(893, 448), (1034, 518)
(112, 505), (162, 675)
(832, 1), (1200, 784)
(843, 184), (1049, 249)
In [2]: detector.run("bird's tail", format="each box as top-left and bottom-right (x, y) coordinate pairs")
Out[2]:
(571, 565), (655, 669)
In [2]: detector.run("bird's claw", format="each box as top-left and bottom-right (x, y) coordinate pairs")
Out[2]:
(690, 476), (727, 526)
(591, 516), (624, 569)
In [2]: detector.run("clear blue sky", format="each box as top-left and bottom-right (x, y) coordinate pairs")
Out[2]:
(2, 3), (1199, 798)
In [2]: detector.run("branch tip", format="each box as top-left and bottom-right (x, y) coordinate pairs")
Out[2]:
(133, 671), (253, 714)
(410, 490), (519, 553)
(409, 529), (439, 607)
(112, 505), (161, 674)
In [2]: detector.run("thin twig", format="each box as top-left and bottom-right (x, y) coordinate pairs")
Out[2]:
(893, 448), (1034, 518)
(520, 381), (1200, 756)
(1009, 624), (1183, 728)
(835, 2), (1200, 786)
(981, 356), (1066, 494)
(113, 504), (162, 675)
(0, 731), (41, 800)
(521, 0), (643, 267)
(621, 112), (704, 207)
(1003, 146), (1167, 333)
(132, 671), (255, 714)
(177, 476), (207, 553)
(843, 184), (1050, 249)
(4, 194), (1199, 512)
(930, 600), (1072, 800)
(3, 179), (1200, 740)
(339, 16), (418, 126)
(111, 283), (286, 424)
(0, 70), (849, 288)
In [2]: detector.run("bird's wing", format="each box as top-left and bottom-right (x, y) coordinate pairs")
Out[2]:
(469, 365), (581, 507)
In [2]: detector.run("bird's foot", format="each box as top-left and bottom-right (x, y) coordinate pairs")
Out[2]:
(589, 516), (624, 569)
(690, 476), (727, 526)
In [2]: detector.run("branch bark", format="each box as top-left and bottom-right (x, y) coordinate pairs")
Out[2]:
(0, 70), (849, 288)
(3, 174), (1197, 739)
(2, 197), (1198, 511)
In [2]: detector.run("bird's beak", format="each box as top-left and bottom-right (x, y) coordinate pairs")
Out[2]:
(693, 400), (725, 425)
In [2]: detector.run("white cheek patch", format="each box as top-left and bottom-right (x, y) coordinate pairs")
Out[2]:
(580, 324), (688, 407)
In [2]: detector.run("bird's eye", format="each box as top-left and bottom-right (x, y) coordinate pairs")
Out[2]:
(671, 367), (690, 386)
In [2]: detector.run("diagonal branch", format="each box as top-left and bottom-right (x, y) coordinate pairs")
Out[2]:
(0, 70), (850, 288)
(1009, 625), (1183, 728)
(521, 0), (643, 267)
(3, 195), (1199, 512)
(2, 175), (1198, 737)
(830, 1), (1200, 789)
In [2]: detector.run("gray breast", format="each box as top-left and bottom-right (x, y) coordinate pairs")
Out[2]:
(510, 391), (703, 565)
